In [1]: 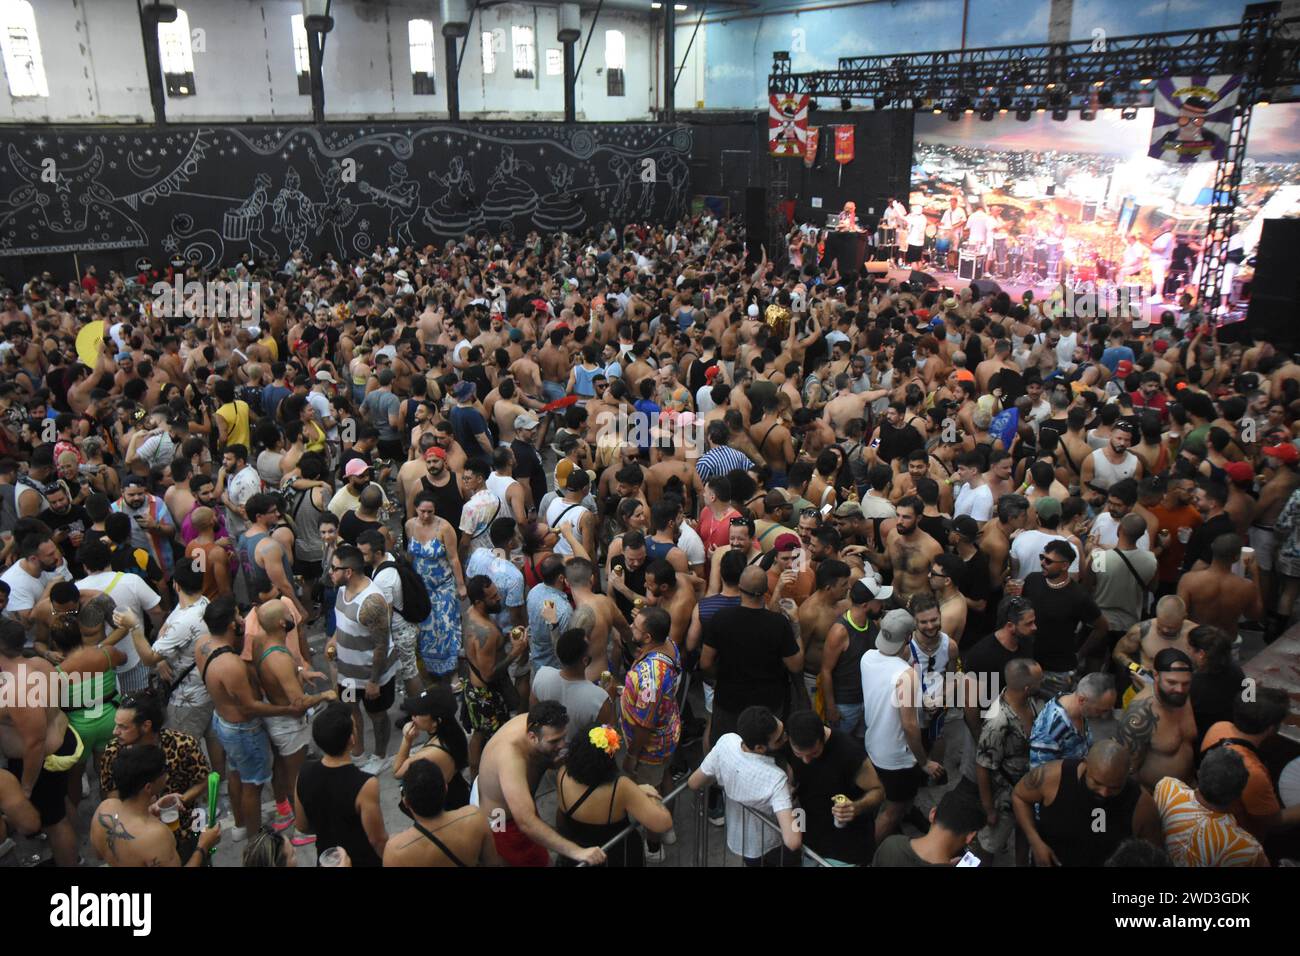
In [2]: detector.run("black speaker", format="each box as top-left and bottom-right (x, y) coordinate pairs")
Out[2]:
(1246, 219), (1300, 353)
(908, 269), (938, 289)
(970, 278), (1003, 298)
(745, 187), (767, 267)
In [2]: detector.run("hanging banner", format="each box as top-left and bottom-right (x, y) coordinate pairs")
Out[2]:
(1148, 75), (1240, 164)
(768, 91), (809, 157)
(834, 125), (855, 164)
(803, 126), (820, 168)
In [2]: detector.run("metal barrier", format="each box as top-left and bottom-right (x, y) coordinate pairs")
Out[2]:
(575, 779), (694, 867)
(736, 802), (833, 867)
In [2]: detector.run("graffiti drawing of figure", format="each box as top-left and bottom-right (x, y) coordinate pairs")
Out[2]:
(309, 153), (359, 259)
(532, 163), (586, 233)
(607, 155), (633, 222)
(361, 162), (421, 247)
(271, 168), (319, 255)
(480, 147), (539, 220)
(424, 156), (481, 235)
(657, 151), (689, 223)
(223, 172), (279, 263)
(0, 145), (146, 250)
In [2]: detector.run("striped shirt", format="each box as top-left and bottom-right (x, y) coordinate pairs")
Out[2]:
(1155, 777), (1267, 867)
(695, 446), (754, 482)
(334, 580), (400, 689)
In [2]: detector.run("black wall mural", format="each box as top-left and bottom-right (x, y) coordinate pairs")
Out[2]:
(0, 123), (694, 271)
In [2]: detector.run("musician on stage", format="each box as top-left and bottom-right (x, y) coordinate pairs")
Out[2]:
(965, 204), (993, 259)
(1149, 225), (1175, 305)
(904, 204), (928, 265)
(940, 196), (967, 250)
(1118, 233), (1149, 287)
(837, 201), (862, 232)
(883, 196), (908, 266)
(991, 207), (1011, 277)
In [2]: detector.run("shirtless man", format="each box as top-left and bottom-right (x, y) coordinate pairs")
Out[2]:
(979, 495), (1027, 592)
(930, 553), (968, 645)
(705, 517), (765, 595)
(537, 329), (571, 401)
(0, 620), (81, 865)
(797, 559), (853, 700)
(1117, 648), (1198, 790)
(565, 558), (632, 681)
(644, 454), (704, 514)
(250, 600), (335, 830)
(644, 559), (699, 648)
(475, 702), (606, 866)
(1112, 595), (1196, 694)
(1177, 533), (1263, 634)
(195, 595), (310, 839)
(509, 341), (545, 402)
(383, 758), (501, 866)
(90, 744), (222, 866)
(463, 576), (529, 777)
(749, 393), (796, 488)
(490, 379), (534, 448)
(823, 374), (886, 437)
(887, 497), (945, 604)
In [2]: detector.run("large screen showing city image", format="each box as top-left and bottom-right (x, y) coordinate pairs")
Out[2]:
(909, 105), (1300, 297)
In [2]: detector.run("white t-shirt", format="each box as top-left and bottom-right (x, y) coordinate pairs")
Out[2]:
(77, 570), (161, 674)
(225, 465), (264, 539)
(676, 523), (706, 568)
(1089, 512), (1152, 551)
(1, 561), (64, 617)
(698, 733), (793, 858)
(370, 552), (405, 613)
(1009, 529), (1079, 578)
(954, 482), (994, 522)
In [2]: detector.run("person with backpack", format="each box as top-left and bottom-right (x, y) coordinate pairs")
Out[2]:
(357, 529), (426, 698)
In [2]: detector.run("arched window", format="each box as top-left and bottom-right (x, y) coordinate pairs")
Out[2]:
(0, 0), (48, 98)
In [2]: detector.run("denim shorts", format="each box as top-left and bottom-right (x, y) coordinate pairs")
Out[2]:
(831, 702), (865, 739)
(542, 381), (566, 403)
(211, 713), (274, 786)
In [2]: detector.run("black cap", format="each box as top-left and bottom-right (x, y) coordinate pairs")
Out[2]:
(400, 685), (456, 718)
(1154, 648), (1194, 673)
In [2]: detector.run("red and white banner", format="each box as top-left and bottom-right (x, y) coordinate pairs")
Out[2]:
(768, 91), (809, 157)
(834, 125), (855, 164)
(803, 126), (820, 168)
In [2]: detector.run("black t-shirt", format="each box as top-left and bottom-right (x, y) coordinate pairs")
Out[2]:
(1191, 664), (1246, 748)
(1181, 513), (1235, 572)
(877, 421), (924, 465)
(871, 834), (946, 867)
(961, 631), (1034, 705)
(786, 731), (875, 865)
(1020, 573), (1101, 672)
(918, 514), (948, 548)
(338, 510), (382, 546)
(703, 605), (799, 713)
(511, 439), (546, 507)
(39, 504), (89, 569)
(956, 549), (993, 646)
(687, 355), (719, 396)
(609, 553), (648, 622)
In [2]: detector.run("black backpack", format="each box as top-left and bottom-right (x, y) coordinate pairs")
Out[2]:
(379, 557), (432, 624)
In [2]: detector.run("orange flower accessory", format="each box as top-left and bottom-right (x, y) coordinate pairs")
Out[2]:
(588, 725), (621, 756)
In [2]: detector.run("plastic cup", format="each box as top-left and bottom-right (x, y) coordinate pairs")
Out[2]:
(779, 598), (798, 617)
(158, 795), (182, 832)
(320, 847), (346, 867)
(1177, 526), (1192, 544)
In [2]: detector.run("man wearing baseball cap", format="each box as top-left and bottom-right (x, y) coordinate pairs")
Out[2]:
(510, 413), (547, 507)
(767, 532), (814, 608)
(859, 606), (943, 842)
(1117, 647), (1198, 790)
(819, 575), (890, 740)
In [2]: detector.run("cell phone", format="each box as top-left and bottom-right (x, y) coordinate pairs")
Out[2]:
(869, 438), (881, 449)
(821, 503), (833, 517)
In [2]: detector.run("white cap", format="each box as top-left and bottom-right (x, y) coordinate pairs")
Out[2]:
(747, 303), (759, 318)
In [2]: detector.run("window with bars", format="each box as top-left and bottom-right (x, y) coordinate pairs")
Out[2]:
(0, 1), (48, 98)
(605, 29), (625, 97)
(159, 9), (195, 97)
(545, 48), (563, 76)
(408, 18), (435, 95)
(291, 13), (310, 95)
(512, 25), (534, 79)
(481, 30), (496, 75)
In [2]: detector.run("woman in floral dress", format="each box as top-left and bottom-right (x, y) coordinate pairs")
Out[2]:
(405, 491), (467, 687)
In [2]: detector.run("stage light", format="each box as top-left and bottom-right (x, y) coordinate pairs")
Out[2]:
(1259, 99), (1270, 106)
(1140, 77), (1152, 84)
(998, 108), (1008, 115)
(1036, 107), (1046, 114)
(1045, 83), (1056, 90)
(1121, 107), (1138, 120)
(980, 103), (995, 121)
(1051, 108), (1068, 121)
(947, 108), (960, 121)
(932, 106), (942, 114)
(1015, 107), (1031, 121)
(772, 51), (790, 63)
(1080, 108), (1095, 121)
(1093, 80), (1104, 88)
(841, 97), (852, 110)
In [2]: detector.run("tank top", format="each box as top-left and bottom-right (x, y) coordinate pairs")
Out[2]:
(1035, 758), (1139, 867)
(573, 364), (600, 398)
(334, 579), (399, 689)
(1088, 448), (1138, 491)
(546, 497), (587, 556)
(831, 611), (873, 705)
(485, 472), (517, 506)
(296, 761), (382, 867)
(422, 473), (465, 527)
(555, 773), (642, 868)
(418, 742), (471, 810)
(237, 531), (295, 590)
(645, 537), (674, 561)
(290, 483), (326, 562)
(908, 636), (952, 726)
(860, 651), (915, 771)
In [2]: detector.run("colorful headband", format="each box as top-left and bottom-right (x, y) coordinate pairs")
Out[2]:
(588, 725), (621, 756)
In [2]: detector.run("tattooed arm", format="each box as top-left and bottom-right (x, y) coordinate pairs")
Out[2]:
(1012, 762), (1062, 867)
(359, 593), (392, 697)
(1116, 698), (1157, 778)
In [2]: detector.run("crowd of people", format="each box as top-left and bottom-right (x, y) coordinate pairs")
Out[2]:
(0, 213), (1298, 869)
